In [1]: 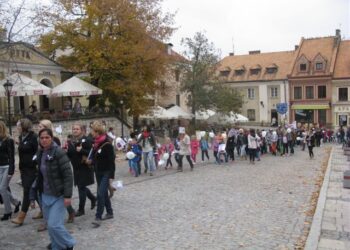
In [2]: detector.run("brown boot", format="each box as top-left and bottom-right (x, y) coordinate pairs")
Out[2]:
(67, 212), (75, 223)
(32, 211), (43, 220)
(11, 211), (26, 225)
(37, 223), (47, 232)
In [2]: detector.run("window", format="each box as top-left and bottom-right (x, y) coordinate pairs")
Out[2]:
(175, 70), (180, 82)
(316, 62), (323, 71)
(247, 109), (256, 121)
(266, 67), (277, 74)
(318, 86), (326, 99)
(270, 87), (278, 98)
(247, 88), (255, 99)
(306, 86), (314, 99)
(235, 69), (244, 75)
(294, 87), (302, 99)
(250, 69), (260, 75)
(318, 110), (327, 126)
(339, 88), (348, 101)
(220, 70), (230, 77)
(300, 63), (307, 71)
(176, 94), (180, 106)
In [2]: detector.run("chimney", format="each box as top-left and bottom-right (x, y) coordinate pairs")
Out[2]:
(294, 45), (299, 50)
(229, 52), (234, 56)
(336, 29), (341, 37)
(167, 43), (173, 55)
(249, 50), (260, 55)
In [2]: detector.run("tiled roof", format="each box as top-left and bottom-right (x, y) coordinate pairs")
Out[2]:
(218, 50), (295, 82)
(334, 40), (350, 79)
(290, 36), (339, 77)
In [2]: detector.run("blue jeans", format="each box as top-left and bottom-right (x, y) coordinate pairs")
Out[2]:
(95, 172), (113, 219)
(42, 194), (76, 250)
(130, 161), (139, 177)
(143, 151), (155, 173)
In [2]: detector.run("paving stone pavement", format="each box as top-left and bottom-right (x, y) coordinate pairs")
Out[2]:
(305, 145), (350, 250)
(0, 145), (331, 250)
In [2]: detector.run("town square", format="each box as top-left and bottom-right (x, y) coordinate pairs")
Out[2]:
(0, 0), (350, 249)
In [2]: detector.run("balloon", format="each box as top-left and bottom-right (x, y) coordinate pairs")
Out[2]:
(200, 131), (206, 137)
(261, 131), (267, 137)
(162, 153), (170, 160)
(126, 151), (136, 160)
(287, 128), (291, 133)
(209, 132), (215, 138)
(272, 131), (277, 136)
(296, 137), (301, 141)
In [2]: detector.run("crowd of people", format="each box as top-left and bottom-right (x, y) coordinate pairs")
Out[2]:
(0, 117), (348, 250)
(0, 118), (116, 250)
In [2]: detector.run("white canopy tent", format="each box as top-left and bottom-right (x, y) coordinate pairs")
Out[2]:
(140, 105), (176, 119)
(0, 73), (51, 96)
(166, 105), (193, 119)
(206, 112), (249, 124)
(51, 76), (102, 97)
(195, 109), (216, 120)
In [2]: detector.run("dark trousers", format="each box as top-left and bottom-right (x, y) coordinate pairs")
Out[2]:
(226, 147), (235, 161)
(20, 174), (36, 213)
(201, 150), (210, 161)
(166, 155), (173, 167)
(249, 148), (256, 162)
(308, 146), (314, 158)
(282, 143), (289, 155)
(95, 172), (113, 219)
(78, 185), (95, 212)
(178, 155), (193, 169)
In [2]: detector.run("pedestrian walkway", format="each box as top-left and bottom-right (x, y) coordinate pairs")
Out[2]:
(305, 145), (350, 250)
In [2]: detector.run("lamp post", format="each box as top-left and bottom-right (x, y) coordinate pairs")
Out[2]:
(3, 80), (13, 135)
(120, 100), (124, 139)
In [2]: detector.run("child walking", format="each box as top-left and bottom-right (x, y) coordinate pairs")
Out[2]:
(200, 136), (210, 161)
(161, 137), (174, 169)
(190, 135), (200, 163)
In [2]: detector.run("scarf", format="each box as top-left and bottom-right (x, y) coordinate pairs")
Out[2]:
(93, 134), (106, 150)
(143, 131), (150, 138)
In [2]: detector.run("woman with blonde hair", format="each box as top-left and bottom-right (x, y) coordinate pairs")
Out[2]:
(0, 121), (20, 220)
(90, 121), (115, 226)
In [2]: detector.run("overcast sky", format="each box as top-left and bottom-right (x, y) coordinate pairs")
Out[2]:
(162, 0), (350, 58)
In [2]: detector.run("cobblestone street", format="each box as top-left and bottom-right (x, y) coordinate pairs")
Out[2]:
(0, 145), (329, 250)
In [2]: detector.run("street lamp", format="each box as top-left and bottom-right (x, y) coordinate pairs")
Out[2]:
(3, 80), (13, 135)
(120, 100), (124, 139)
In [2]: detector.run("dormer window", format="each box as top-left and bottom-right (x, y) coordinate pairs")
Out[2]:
(315, 62), (323, 71)
(220, 70), (230, 77)
(300, 63), (307, 71)
(250, 69), (260, 75)
(250, 64), (261, 75)
(234, 69), (244, 75)
(266, 64), (278, 74)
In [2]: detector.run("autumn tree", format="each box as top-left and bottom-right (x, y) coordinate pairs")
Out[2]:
(180, 32), (243, 126)
(39, 0), (174, 116)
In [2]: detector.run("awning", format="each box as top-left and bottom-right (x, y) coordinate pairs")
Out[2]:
(291, 104), (330, 110)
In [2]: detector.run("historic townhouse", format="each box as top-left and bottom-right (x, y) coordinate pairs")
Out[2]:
(0, 41), (63, 115)
(218, 50), (295, 125)
(332, 40), (350, 128)
(288, 31), (340, 127)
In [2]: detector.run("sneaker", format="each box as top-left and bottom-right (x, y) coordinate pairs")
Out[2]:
(14, 201), (21, 214)
(46, 243), (52, 250)
(150, 173), (153, 176)
(102, 214), (114, 220)
(177, 168), (183, 172)
(90, 197), (96, 210)
(92, 218), (102, 228)
(67, 213), (75, 223)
